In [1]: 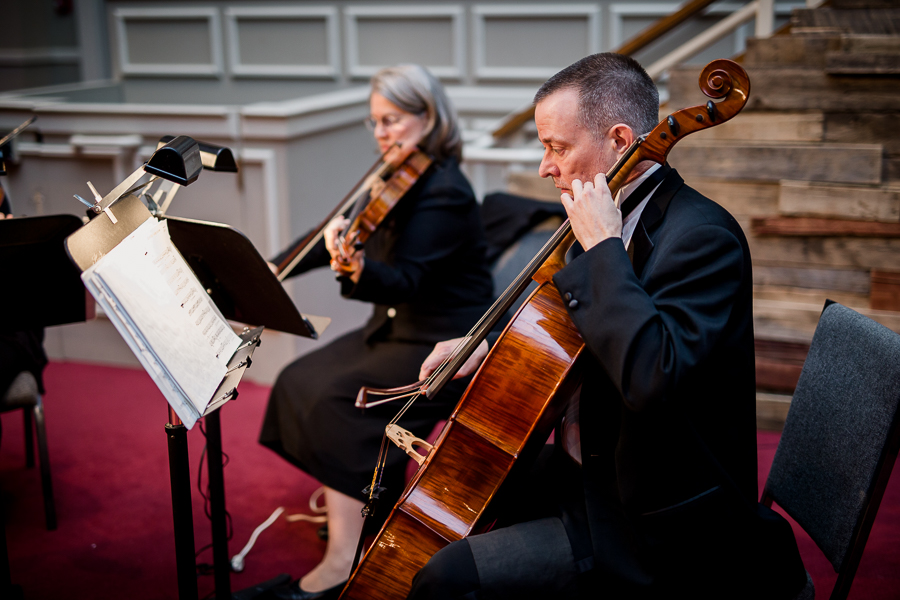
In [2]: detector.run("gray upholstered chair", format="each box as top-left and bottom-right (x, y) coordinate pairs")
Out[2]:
(0, 371), (56, 531)
(762, 301), (900, 600)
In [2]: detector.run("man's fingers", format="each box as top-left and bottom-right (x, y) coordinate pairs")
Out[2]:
(571, 179), (583, 196)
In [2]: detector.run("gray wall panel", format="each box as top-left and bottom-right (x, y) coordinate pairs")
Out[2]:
(125, 18), (214, 65)
(483, 17), (589, 69)
(237, 19), (329, 66)
(356, 18), (455, 69)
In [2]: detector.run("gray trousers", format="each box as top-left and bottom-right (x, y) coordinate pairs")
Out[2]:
(409, 518), (580, 600)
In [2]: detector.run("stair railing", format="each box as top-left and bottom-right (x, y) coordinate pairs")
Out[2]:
(463, 0), (825, 198)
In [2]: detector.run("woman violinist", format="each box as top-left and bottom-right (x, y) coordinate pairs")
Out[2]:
(259, 64), (493, 600)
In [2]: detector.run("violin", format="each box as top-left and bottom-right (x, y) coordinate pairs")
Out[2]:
(275, 143), (432, 281)
(338, 59), (751, 600)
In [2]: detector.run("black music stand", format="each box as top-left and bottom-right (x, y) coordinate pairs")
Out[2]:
(64, 194), (260, 600)
(0, 213), (95, 599)
(163, 214), (329, 600)
(65, 145), (328, 598)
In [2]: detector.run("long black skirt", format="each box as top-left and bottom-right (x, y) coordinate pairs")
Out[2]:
(259, 328), (466, 512)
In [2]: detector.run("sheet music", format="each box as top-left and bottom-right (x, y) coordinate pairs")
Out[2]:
(81, 217), (242, 428)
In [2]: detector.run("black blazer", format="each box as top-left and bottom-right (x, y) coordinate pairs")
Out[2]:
(275, 157), (493, 344)
(553, 169), (762, 594)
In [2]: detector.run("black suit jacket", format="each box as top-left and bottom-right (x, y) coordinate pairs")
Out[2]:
(553, 168), (762, 595)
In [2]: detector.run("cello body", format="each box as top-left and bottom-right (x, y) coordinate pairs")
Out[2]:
(339, 59), (750, 599)
(341, 276), (584, 600)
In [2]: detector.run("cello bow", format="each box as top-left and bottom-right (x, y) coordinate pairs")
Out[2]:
(340, 59), (750, 600)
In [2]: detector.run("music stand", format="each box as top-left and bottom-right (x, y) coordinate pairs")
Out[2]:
(65, 136), (328, 600)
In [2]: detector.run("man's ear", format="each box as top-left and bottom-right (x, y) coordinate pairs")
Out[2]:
(608, 124), (635, 154)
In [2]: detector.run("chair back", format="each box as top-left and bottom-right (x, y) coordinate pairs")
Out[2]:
(763, 302), (900, 598)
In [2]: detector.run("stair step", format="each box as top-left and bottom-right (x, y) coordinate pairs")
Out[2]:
(830, 0), (900, 9)
(792, 7), (900, 35)
(752, 216), (900, 237)
(754, 284), (869, 308)
(669, 141), (883, 185)
(755, 338), (809, 394)
(826, 35), (900, 74)
(871, 270), (900, 310)
(826, 52), (900, 74)
(749, 234), (900, 271)
(824, 112), (900, 156)
(778, 180), (900, 221)
(756, 392), (792, 431)
(753, 265), (871, 294)
(743, 35), (841, 69)
(668, 65), (900, 111)
(754, 298), (900, 344)
(687, 178), (780, 217)
(674, 111), (823, 143)
(839, 33), (900, 53)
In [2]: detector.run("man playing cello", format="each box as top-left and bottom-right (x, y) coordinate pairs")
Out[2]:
(412, 53), (807, 599)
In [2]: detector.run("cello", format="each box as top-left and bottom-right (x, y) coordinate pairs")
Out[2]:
(340, 59), (751, 600)
(274, 142), (432, 280)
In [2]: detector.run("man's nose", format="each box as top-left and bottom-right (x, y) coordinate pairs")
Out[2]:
(538, 157), (557, 178)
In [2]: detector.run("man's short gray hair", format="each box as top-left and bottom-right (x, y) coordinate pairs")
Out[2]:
(370, 64), (463, 162)
(534, 53), (659, 139)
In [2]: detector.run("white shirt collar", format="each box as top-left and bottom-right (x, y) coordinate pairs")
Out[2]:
(617, 163), (662, 250)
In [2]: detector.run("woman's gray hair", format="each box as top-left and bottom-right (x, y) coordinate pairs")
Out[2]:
(370, 64), (463, 162)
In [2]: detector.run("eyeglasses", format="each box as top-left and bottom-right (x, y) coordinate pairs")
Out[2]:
(364, 114), (407, 131)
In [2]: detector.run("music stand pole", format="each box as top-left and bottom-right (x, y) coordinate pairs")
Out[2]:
(166, 407), (199, 600)
(204, 408), (231, 599)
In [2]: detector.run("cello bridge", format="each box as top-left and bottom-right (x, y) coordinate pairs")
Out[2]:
(385, 424), (433, 466)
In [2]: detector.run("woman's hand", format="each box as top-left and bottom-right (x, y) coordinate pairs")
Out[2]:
(419, 338), (489, 381)
(324, 216), (365, 282)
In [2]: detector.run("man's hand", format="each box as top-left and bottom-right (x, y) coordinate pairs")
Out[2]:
(560, 172), (622, 250)
(419, 338), (489, 381)
(324, 216), (364, 282)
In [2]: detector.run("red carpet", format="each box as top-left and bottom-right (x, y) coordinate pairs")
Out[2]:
(1, 362), (898, 599)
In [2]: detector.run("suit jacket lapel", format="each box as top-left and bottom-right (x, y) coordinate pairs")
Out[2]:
(628, 167), (684, 277)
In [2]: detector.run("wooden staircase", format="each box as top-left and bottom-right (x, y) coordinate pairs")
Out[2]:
(506, 1), (900, 430)
(664, 1), (900, 429)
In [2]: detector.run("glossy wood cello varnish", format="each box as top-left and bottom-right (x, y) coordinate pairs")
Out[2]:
(340, 59), (751, 600)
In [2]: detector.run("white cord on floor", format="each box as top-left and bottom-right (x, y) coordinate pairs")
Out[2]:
(286, 486), (328, 523)
(230, 506), (285, 572)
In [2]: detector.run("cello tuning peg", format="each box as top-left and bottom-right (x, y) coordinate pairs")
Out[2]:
(666, 115), (680, 137)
